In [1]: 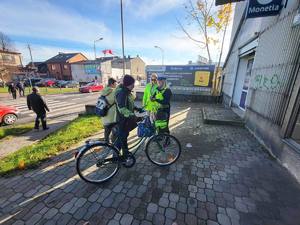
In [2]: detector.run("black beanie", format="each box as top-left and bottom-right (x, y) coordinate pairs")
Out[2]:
(123, 75), (135, 87)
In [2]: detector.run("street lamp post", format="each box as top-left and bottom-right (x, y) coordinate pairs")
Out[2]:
(120, 0), (126, 75)
(94, 37), (103, 59)
(154, 45), (164, 65)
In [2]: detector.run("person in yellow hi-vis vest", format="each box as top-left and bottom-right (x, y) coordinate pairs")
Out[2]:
(142, 73), (158, 112)
(150, 76), (172, 134)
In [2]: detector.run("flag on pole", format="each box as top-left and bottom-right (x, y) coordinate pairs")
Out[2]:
(102, 49), (113, 55)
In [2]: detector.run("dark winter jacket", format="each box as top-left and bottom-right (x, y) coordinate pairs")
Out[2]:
(27, 93), (49, 114)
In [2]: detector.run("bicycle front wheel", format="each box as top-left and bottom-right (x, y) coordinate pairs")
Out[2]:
(145, 133), (181, 166)
(76, 143), (120, 184)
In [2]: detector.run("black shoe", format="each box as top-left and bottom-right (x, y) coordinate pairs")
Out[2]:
(43, 127), (50, 130)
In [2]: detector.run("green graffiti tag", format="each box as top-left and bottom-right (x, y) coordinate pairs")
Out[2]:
(253, 74), (281, 90)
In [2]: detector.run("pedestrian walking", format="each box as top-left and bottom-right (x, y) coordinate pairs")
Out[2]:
(100, 78), (118, 143)
(8, 82), (17, 99)
(16, 81), (25, 97)
(27, 86), (50, 131)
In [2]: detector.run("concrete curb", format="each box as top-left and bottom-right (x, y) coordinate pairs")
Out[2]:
(202, 108), (245, 127)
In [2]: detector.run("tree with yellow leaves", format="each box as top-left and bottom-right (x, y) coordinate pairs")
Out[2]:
(178, 0), (232, 65)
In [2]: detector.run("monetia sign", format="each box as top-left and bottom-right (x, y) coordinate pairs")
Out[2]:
(247, 0), (283, 18)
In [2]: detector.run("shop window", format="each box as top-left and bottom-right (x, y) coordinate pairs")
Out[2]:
(291, 108), (300, 145)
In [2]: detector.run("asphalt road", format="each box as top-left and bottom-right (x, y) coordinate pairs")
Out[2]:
(1, 92), (100, 124)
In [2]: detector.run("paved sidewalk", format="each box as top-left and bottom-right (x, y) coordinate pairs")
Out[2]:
(0, 114), (78, 158)
(0, 103), (300, 225)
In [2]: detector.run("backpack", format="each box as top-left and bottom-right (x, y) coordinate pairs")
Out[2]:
(95, 95), (114, 117)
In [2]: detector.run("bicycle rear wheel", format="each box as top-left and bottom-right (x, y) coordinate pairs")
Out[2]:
(76, 143), (120, 184)
(145, 133), (181, 166)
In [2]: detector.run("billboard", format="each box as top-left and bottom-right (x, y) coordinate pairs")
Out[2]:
(146, 65), (215, 87)
(84, 64), (100, 75)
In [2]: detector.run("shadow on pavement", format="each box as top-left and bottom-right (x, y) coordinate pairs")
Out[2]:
(0, 103), (300, 225)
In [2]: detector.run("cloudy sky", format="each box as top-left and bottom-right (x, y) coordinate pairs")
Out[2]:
(0, 0), (234, 65)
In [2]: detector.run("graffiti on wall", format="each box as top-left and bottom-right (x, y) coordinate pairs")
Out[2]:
(253, 74), (281, 91)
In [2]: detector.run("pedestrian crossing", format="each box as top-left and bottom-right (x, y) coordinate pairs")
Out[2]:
(0, 93), (99, 119)
(3, 100), (79, 118)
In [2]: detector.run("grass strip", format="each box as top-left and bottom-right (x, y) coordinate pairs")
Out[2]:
(0, 87), (78, 95)
(0, 115), (102, 175)
(0, 123), (34, 140)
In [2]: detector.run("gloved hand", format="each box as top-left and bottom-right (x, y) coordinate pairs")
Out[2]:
(150, 96), (156, 101)
(135, 107), (145, 113)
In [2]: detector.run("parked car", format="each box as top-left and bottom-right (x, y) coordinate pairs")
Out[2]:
(0, 105), (20, 125)
(79, 83), (104, 93)
(59, 81), (79, 88)
(36, 79), (56, 87)
(24, 78), (42, 87)
(54, 80), (66, 87)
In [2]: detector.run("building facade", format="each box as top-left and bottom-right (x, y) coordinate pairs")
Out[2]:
(71, 59), (129, 85)
(0, 50), (22, 82)
(222, 1), (300, 181)
(111, 56), (146, 80)
(46, 52), (87, 80)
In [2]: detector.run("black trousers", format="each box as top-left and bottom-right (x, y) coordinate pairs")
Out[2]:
(104, 123), (116, 143)
(19, 89), (24, 97)
(35, 113), (47, 130)
(12, 92), (17, 99)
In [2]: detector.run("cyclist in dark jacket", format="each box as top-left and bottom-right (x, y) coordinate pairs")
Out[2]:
(115, 75), (142, 159)
(27, 87), (50, 130)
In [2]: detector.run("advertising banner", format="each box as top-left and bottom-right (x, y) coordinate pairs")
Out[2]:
(146, 65), (215, 95)
(146, 65), (215, 87)
(84, 64), (100, 75)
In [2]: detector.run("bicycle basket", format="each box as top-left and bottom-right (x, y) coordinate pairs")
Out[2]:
(137, 117), (155, 137)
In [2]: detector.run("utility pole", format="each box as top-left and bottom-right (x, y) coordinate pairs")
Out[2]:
(27, 44), (33, 87)
(120, 0), (126, 75)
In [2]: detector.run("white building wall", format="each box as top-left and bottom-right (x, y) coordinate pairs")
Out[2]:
(223, 0), (300, 182)
(71, 64), (101, 83)
(111, 68), (130, 81)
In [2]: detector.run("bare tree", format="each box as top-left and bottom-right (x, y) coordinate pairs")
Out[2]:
(0, 31), (14, 51)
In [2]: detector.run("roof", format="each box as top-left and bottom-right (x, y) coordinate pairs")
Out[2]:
(26, 62), (46, 67)
(71, 58), (115, 65)
(0, 49), (21, 55)
(46, 52), (84, 63)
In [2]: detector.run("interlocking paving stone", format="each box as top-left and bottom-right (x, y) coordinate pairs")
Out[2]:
(120, 214), (133, 225)
(43, 208), (58, 220)
(1, 103), (300, 225)
(147, 203), (158, 213)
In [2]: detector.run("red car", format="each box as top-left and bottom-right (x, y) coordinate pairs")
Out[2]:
(36, 79), (56, 87)
(79, 83), (104, 93)
(0, 105), (20, 125)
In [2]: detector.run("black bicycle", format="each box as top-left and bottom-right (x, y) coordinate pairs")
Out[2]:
(75, 115), (181, 184)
